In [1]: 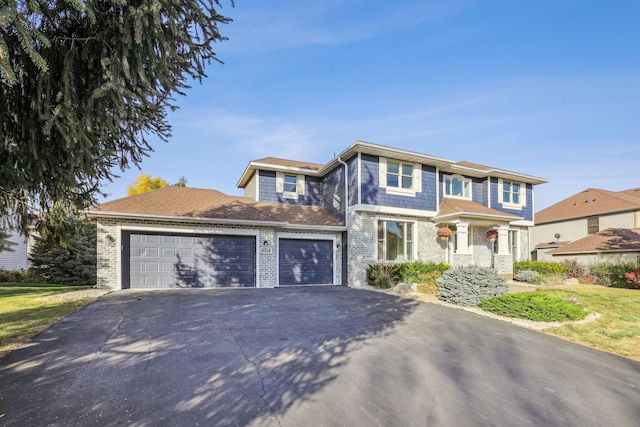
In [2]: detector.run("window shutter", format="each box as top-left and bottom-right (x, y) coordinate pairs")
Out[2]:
(297, 174), (306, 195)
(413, 164), (422, 192)
(276, 172), (284, 193)
(379, 157), (387, 188)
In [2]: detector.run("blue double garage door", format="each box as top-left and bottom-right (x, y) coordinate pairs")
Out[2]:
(122, 232), (334, 289)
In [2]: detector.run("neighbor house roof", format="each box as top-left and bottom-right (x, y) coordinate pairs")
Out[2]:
(433, 197), (522, 223)
(548, 228), (640, 255)
(536, 188), (640, 224)
(87, 187), (344, 229)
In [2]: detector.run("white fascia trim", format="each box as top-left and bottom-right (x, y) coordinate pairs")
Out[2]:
(282, 224), (347, 232)
(509, 219), (535, 227)
(237, 162), (321, 188)
(350, 203), (437, 218)
(449, 164), (548, 185)
(88, 211), (286, 228)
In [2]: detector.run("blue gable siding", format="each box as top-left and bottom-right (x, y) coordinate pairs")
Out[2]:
(321, 164), (346, 223)
(258, 170), (323, 206)
(359, 154), (437, 211)
(490, 178), (533, 221)
(348, 155), (358, 207)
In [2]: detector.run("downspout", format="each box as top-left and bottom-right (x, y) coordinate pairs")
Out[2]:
(336, 156), (349, 227)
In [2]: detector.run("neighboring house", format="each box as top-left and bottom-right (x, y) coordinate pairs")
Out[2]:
(0, 229), (28, 271)
(88, 141), (547, 290)
(531, 187), (640, 263)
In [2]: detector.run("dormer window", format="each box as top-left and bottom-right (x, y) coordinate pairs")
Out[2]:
(444, 174), (471, 199)
(379, 158), (422, 196)
(498, 179), (525, 209)
(276, 172), (306, 199)
(283, 174), (297, 193)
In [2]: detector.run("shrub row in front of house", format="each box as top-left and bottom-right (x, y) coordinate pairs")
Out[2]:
(514, 260), (640, 289)
(365, 261), (450, 289)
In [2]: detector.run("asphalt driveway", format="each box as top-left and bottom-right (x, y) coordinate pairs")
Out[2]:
(1, 287), (639, 426)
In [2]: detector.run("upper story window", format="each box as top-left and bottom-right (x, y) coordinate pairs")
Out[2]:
(498, 179), (525, 209)
(283, 174), (297, 193)
(276, 172), (305, 199)
(377, 220), (414, 262)
(444, 174), (471, 199)
(587, 216), (599, 234)
(379, 158), (421, 197)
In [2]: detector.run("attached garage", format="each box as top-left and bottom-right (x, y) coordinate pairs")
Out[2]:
(122, 232), (257, 289)
(278, 236), (335, 286)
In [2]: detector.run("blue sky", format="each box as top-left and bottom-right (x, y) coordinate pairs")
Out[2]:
(100, 0), (640, 211)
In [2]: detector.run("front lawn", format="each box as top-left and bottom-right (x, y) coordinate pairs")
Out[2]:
(0, 283), (99, 359)
(527, 285), (640, 360)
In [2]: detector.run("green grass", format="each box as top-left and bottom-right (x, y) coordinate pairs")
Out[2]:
(479, 292), (588, 322)
(521, 285), (640, 360)
(0, 282), (97, 359)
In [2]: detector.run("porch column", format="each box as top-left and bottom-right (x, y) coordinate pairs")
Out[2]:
(497, 225), (510, 255)
(456, 223), (470, 254)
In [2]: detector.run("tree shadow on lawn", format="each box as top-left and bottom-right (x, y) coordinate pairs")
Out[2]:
(0, 286), (419, 426)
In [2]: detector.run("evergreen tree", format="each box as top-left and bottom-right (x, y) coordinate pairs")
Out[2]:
(0, 0), (232, 237)
(29, 215), (97, 286)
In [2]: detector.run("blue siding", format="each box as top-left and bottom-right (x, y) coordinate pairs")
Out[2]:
(437, 174), (487, 206)
(490, 178), (534, 221)
(321, 164), (346, 223)
(348, 155), (358, 207)
(257, 170), (322, 206)
(359, 154), (437, 211)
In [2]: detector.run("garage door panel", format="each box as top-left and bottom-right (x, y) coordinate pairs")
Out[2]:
(279, 239), (334, 286)
(128, 233), (256, 289)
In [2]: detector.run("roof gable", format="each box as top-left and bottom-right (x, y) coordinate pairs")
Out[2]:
(536, 188), (640, 224)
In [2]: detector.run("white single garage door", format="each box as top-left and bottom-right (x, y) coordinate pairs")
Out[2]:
(278, 238), (334, 286)
(124, 233), (256, 289)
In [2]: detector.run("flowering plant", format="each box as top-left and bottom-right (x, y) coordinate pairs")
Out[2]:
(437, 227), (452, 238)
(485, 229), (498, 241)
(624, 270), (640, 288)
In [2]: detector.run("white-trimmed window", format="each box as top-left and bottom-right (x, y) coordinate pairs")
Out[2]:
(499, 179), (525, 208)
(377, 220), (414, 261)
(276, 172), (306, 199)
(444, 174), (471, 199)
(379, 158), (421, 196)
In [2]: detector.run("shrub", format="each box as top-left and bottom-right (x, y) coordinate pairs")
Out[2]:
(416, 271), (442, 294)
(365, 264), (400, 289)
(578, 274), (598, 285)
(513, 269), (541, 283)
(395, 261), (450, 283)
(563, 259), (588, 279)
(0, 268), (39, 283)
(624, 270), (640, 289)
(589, 260), (637, 288)
(478, 293), (588, 322)
(513, 261), (568, 276)
(437, 265), (508, 306)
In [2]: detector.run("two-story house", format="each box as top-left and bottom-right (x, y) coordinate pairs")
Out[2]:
(89, 141), (547, 290)
(531, 187), (640, 263)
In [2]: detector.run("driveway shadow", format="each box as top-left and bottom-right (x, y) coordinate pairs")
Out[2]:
(0, 287), (419, 426)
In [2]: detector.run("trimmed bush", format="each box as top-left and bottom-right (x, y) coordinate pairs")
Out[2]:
(624, 270), (640, 289)
(478, 293), (588, 321)
(514, 261), (568, 276)
(589, 260), (637, 288)
(437, 265), (508, 306)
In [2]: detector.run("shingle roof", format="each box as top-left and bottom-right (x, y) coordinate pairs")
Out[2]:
(618, 187), (640, 200)
(535, 188), (640, 224)
(436, 197), (522, 220)
(548, 228), (640, 254)
(88, 187), (343, 227)
(252, 157), (324, 171)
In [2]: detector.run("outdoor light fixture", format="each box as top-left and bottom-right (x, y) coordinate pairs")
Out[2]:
(263, 240), (269, 246)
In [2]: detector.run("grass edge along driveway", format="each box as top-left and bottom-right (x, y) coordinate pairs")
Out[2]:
(0, 283), (101, 359)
